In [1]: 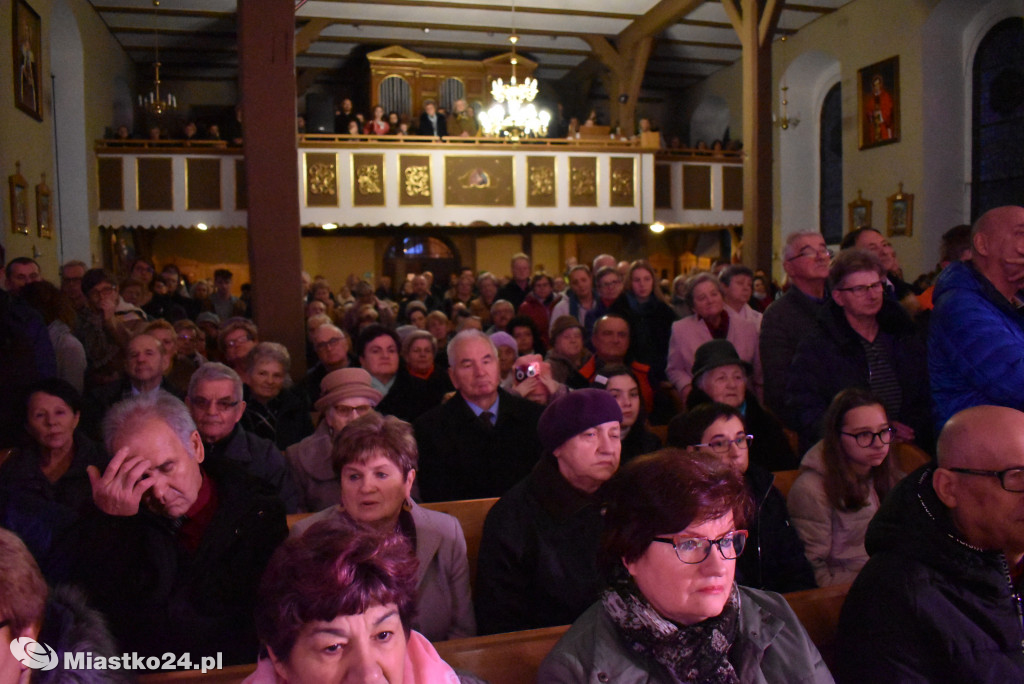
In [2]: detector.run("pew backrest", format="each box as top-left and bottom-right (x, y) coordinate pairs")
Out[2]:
(421, 497), (498, 589)
(435, 624), (570, 684)
(782, 582), (852, 670)
(772, 469), (801, 499)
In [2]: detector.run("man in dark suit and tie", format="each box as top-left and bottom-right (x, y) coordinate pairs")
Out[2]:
(414, 329), (543, 501)
(417, 100), (448, 138)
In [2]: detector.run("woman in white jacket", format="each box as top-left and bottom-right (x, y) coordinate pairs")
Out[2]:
(788, 387), (904, 586)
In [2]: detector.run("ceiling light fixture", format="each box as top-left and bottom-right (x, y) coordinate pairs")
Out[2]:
(772, 37), (799, 130)
(139, 1), (177, 115)
(477, 1), (549, 140)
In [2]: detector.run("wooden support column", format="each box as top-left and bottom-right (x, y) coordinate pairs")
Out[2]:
(238, 0), (305, 376)
(722, 0), (781, 273)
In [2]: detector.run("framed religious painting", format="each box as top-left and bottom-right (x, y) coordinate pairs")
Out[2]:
(12, 0), (43, 121)
(886, 182), (913, 237)
(9, 163), (29, 234)
(858, 56), (899, 150)
(848, 189), (873, 231)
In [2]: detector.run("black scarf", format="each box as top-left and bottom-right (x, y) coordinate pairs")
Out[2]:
(602, 581), (741, 683)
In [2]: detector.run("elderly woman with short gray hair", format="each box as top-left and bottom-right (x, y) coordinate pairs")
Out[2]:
(241, 342), (313, 451)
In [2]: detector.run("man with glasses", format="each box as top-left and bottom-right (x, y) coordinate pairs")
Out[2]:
(786, 249), (931, 453)
(759, 231), (834, 417)
(836, 404), (1024, 683)
(299, 323), (351, 407)
(186, 362), (300, 512)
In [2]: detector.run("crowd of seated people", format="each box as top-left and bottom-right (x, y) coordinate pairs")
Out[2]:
(2, 204), (1024, 681)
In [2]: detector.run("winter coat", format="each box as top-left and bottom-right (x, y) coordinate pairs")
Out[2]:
(205, 424), (301, 513)
(785, 298), (930, 453)
(292, 503), (476, 641)
(538, 586), (834, 683)
(475, 455), (607, 635)
(739, 465), (817, 593)
(666, 313), (763, 399)
(54, 460), (288, 666)
(760, 285), (828, 419)
(928, 260), (1024, 430)
(283, 420), (335, 513)
(788, 443), (880, 587)
(414, 389), (543, 502)
(835, 466), (1024, 683)
(36, 585), (128, 684)
(241, 384), (314, 451)
(518, 292), (559, 346)
(611, 292), (677, 384)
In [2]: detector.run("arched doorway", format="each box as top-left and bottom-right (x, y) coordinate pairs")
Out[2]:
(383, 235), (459, 295)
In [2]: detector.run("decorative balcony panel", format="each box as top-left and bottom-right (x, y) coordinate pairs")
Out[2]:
(96, 147), (246, 229)
(94, 141), (744, 231)
(653, 153), (745, 228)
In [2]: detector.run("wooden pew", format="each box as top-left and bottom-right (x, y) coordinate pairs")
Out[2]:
(139, 583), (850, 684)
(287, 497), (499, 590)
(772, 468), (801, 499)
(891, 441), (930, 473)
(421, 497), (498, 589)
(139, 664), (254, 683)
(783, 582), (852, 670)
(436, 624), (570, 684)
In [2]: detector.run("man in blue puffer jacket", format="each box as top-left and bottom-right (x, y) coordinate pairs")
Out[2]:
(929, 205), (1024, 432)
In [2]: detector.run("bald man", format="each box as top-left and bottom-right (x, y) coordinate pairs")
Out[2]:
(929, 205), (1024, 430)
(835, 405), (1024, 683)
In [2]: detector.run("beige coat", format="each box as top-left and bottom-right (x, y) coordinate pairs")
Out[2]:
(787, 442), (878, 587)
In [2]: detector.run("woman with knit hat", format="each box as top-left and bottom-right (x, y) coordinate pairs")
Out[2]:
(475, 388), (623, 635)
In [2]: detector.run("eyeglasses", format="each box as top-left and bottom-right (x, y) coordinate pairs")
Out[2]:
(331, 404), (373, 417)
(841, 427), (894, 447)
(835, 281), (885, 297)
(224, 335), (253, 348)
(91, 284), (117, 296)
(786, 247), (834, 262)
(652, 530), (749, 564)
(693, 434), (753, 453)
(189, 396), (240, 412)
(598, 279), (622, 289)
(315, 337), (346, 352)
(947, 467), (1024, 493)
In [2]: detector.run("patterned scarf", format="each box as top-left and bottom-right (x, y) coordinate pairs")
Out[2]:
(602, 581), (741, 683)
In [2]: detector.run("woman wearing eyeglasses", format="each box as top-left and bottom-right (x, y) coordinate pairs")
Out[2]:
(538, 449), (831, 682)
(788, 388), (904, 587)
(667, 402), (816, 593)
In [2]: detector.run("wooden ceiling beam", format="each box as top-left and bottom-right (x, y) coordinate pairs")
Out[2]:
(619, 0), (705, 49)
(295, 17), (333, 55)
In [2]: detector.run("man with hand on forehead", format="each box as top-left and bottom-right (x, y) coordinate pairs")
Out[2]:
(54, 391), (287, 667)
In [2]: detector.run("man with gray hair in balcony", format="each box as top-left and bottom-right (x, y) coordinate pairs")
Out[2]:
(185, 362), (300, 512)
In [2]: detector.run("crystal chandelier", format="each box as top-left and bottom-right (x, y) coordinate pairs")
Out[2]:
(478, 5), (549, 140)
(138, 1), (177, 115)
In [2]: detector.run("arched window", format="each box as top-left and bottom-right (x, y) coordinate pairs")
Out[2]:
(439, 78), (465, 112)
(972, 17), (1024, 218)
(819, 82), (843, 243)
(379, 76), (412, 117)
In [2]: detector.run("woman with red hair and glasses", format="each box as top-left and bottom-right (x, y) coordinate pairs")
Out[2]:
(539, 450), (830, 682)
(248, 521), (468, 683)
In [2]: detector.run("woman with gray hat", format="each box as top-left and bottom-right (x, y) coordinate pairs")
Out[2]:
(686, 339), (798, 471)
(475, 389), (623, 635)
(284, 367), (382, 512)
